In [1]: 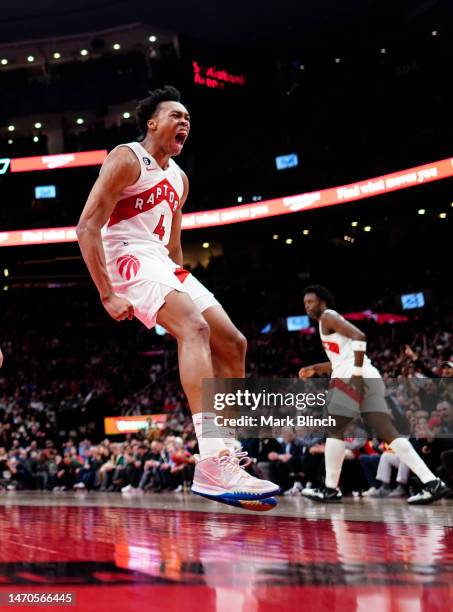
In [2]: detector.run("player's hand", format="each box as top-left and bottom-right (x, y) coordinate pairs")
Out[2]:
(349, 375), (367, 398)
(299, 366), (316, 379)
(102, 294), (134, 321)
(0, 348), (3, 368)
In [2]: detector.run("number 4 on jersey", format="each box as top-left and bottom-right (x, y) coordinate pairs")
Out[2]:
(153, 214), (166, 241)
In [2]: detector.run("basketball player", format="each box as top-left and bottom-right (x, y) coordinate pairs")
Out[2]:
(76, 86), (278, 507)
(299, 285), (449, 505)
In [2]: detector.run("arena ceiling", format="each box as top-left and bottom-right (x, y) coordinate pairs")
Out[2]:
(0, 0), (449, 45)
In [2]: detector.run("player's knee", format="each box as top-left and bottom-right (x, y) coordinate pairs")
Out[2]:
(184, 316), (210, 344)
(231, 330), (247, 358)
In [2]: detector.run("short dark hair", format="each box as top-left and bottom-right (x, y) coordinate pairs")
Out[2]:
(303, 285), (335, 308)
(135, 85), (182, 138)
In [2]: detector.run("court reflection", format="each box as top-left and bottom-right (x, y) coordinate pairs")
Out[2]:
(0, 505), (451, 611)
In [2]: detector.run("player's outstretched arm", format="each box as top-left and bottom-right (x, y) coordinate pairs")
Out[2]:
(76, 147), (139, 321)
(167, 169), (189, 267)
(299, 363), (332, 378)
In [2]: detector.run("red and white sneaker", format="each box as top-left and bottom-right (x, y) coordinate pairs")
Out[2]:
(191, 450), (280, 506)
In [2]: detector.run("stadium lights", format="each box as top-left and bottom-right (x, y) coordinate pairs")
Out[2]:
(364, 225), (372, 232)
(76, 118), (85, 125)
(285, 238), (293, 244)
(299, 64), (305, 70)
(4, 269), (9, 277)
(202, 242), (210, 248)
(34, 122), (42, 129)
(380, 48), (387, 54)
(237, 196), (243, 203)
(418, 209), (426, 215)
(8, 139), (13, 144)
(1, 58), (8, 65)
(335, 57), (341, 64)
(450, 202), (453, 207)
(27, 55), (35, 63)
(431, 30), (438, 37)
(113, 43), (121, 50)
(351, 221), (358, 227)
(122, 112), (131, 119)
(7, 125), (15, 132)
(302, 229), (309, 235)
(344, 235), (355, 243)
(439, 212), (447, 219)
(80, 49), (89, 56)
(3, 286), (8, 292)
(33, 136), (39, 143)
(53, 52), (61, 59)
(149, 35), (157, 43)
(273, 234), (279, 240)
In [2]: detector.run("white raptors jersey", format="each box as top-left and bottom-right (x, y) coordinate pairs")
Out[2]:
(319, 309), (373, 376)
(102, 142), (184, 249)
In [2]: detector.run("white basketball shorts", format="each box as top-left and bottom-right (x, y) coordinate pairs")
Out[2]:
(103, 242), (220, 329)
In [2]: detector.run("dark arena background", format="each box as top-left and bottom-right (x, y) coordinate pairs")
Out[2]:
(0, 1), (452, 611)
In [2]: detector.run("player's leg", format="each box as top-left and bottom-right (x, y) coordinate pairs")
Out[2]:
(180, 272), (246, 451)
(303, 415), (352, 503)
(157, 290), (212, 415)
(201, 305), (247, 378)
(157, 290), (279, 503)
(362, 411), (450, 504)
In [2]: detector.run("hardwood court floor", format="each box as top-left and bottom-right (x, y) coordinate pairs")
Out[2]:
(0, 491), (452, 611)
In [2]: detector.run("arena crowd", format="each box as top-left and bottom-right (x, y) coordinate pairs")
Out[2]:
(1, 284), (452, 498)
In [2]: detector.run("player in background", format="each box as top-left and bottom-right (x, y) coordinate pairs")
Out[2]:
(299, 285), (449, 505)
(76, 86), (278, 508)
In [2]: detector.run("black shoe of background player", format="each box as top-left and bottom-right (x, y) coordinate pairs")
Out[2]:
(303, 485), (343, 503)
(407, 479), (451, 505)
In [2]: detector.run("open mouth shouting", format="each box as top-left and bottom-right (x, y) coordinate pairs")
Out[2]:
(175, 129), (188, 147)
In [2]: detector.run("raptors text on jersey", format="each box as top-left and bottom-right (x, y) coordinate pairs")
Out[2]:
(102, 142), (184, 248)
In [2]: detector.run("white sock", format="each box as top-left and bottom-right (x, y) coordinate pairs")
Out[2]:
(390, 438), (436, 484)
(220, 425), (237, 453)
(325, 438), (346, 489)
(192, 412), (228, 459)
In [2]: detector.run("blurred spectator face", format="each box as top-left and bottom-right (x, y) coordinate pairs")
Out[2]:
(417, 417), (428, 429)
(165, 441), (175, 453)
(437, 401), (451, 420)
(151, 441), (164, 454)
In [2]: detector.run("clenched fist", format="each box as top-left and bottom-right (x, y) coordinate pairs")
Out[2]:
(298, 366), (316, 379)
(102, 294), (134, 321)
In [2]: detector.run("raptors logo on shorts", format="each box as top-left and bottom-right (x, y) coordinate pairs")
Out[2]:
(117, 254), (140, 280)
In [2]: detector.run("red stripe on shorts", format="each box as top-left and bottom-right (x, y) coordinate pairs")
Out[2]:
(174, 267), (190, 283)
(329, 378), (363, 403)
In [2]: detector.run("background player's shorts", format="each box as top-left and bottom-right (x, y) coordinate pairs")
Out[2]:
(104, 243), (220, 329)
(327, 362), (390, 418)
